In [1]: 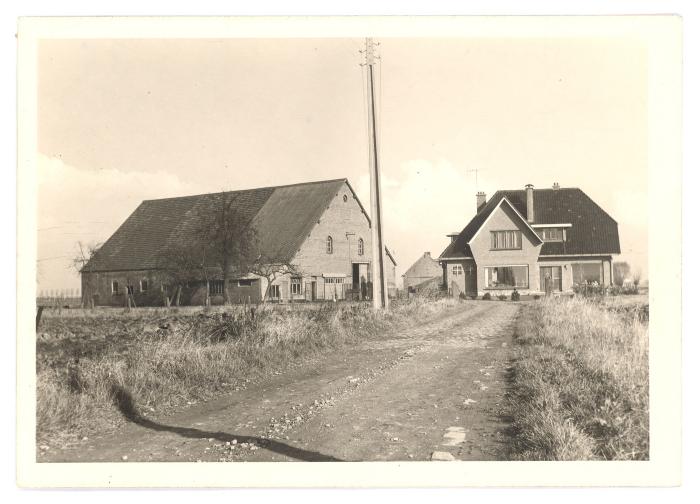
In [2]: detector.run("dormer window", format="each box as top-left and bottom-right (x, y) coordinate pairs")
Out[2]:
(538, 228), (565, 242)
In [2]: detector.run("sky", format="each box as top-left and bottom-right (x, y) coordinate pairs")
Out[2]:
(37, 37), (648, 293)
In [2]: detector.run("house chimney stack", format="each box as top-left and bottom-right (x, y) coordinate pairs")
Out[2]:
(423, 251), (431, 258)
(447, 232), (459, 244)
(525, 184), (535, 223)
(476, 192), (487, 212)
(552, 182), (560, 190)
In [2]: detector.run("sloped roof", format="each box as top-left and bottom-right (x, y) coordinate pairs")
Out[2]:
(83, 179), (347, 272)
(439, 187), (620, 260)
(403, 252), (442, 279)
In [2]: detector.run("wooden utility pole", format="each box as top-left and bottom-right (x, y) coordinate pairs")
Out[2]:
(363, 38), (388, 309)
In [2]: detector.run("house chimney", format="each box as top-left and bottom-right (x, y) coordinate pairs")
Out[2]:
(447, 232), (459, 244)
(525, 184), (535, 223)
(552, 182), (560, 190)
(476, 192), (487, 212)
(423, 251), (431, 258)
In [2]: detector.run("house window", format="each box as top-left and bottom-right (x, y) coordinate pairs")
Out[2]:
(452, 265), (463, 275)
(490, 230), (522, 250)
(324, 277), (344, 284)
(538, 228), (564, 242)
(291, 277), (302, 295)
(358, 238), (364, 256)
(572, 263), (603, 286)
(326, 236), (333, 254)
(209, 280), (225, 295)
(485, 266), (529, 289)
(111, 281), (119, 295)
(343, 194), (348, 202)
(139, 279), (148, 292)
(269, 285), (280, 299)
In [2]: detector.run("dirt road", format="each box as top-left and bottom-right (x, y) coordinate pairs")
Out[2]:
(43, 301), (520, 463)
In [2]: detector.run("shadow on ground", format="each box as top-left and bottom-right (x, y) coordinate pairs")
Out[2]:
(110, 383), (343, 462)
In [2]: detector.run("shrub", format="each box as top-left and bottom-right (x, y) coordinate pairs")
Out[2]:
(498, 294), (507, 301)
(533, 295), (540, 300)
(511, 290), (521, 301)
(482, 292), (492, 301)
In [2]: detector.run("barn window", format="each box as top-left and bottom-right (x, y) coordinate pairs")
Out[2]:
(291, 277), (302, 295)
(237, 279), (253, 287)
(358, 238), (364, 256)
(326, 236), (333, 254)
(343, 194), (348, 202)
(111, 281), (119, 295)
(452, 265), (462, 276)
(209, 280), (225, 295)
(140, 279), (148, 292)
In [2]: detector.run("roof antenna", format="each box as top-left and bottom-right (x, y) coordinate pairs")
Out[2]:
(467, 167), (483, 192)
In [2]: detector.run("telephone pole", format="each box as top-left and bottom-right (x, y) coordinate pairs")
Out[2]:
(363, 37), (388, 309)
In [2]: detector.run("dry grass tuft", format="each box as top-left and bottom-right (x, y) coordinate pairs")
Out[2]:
(506, 296), (648, 460)
(37, 297), (459, 447)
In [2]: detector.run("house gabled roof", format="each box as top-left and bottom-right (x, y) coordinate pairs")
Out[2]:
(83, 178), (349, 272)
(439, 187), (620, 260)
(467, 196), (543, 246)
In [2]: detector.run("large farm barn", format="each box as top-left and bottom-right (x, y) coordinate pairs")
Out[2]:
(81, 178), (397, 306)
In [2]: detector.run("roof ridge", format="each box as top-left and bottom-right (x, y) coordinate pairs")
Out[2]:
(142, 178), (347, 203)
(493, 187), (581, 193)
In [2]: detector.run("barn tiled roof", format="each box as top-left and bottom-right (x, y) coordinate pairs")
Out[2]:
(439, 187), (620, 260)
(83, 179), (347, 272)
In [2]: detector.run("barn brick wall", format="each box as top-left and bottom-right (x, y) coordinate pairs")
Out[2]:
(82, 181), (398, 305)
(292, 182), (372, 278)
(81, 269), (167, 307)
(291, 181), (396, 299)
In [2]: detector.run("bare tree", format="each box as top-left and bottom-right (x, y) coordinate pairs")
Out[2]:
(195, 192), (259, 304)
(156, 241), (207, 306)
(71, 241), (102, 308)
(157, 192), (259, 306)
(613, 261), (631, 287)
(249, 255), (304, 303)
(632, 268), (642, 287)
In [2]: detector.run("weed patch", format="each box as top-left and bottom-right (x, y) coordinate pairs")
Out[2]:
(505, 296), (648, 460)
(37, 298), (460, 448)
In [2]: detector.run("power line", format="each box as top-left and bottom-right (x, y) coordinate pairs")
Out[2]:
(36, 255), (71, 262)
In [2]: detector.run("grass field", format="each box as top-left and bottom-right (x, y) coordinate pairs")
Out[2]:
(506, 295), (649, 460)
(36, 297), (460, 449)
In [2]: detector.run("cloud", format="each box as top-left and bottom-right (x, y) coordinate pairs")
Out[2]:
(37, 154), (204, 292)
(353, 159), (485, 286)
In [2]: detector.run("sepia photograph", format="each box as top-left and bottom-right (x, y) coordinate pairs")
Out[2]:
(16, 15), (682, 487)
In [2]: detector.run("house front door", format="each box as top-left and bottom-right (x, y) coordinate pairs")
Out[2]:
(540, 266), (562, 293)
